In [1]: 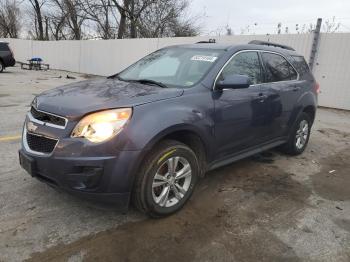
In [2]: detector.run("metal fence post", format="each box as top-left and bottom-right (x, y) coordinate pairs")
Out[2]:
(308, 18), (322, 71)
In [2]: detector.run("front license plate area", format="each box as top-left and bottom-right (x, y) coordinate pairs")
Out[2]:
(19, 151), (36, 176)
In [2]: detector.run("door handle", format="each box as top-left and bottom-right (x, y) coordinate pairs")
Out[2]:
(257, 93), (267, 102)
(292, 86), (301, 92)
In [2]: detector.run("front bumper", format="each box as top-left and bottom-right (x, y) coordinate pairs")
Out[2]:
(19, 146), (143, 210)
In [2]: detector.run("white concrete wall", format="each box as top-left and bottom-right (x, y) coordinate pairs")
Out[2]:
(1, 33), (349, 110)
(313, 34), (350, 110)
(0, 34), (313, 76)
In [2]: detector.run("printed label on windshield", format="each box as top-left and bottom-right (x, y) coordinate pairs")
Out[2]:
(191, 55), (218, 62)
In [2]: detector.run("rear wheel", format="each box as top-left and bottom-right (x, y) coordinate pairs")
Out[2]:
(281, 112), (311, 155)
(132, 140), (199, 217)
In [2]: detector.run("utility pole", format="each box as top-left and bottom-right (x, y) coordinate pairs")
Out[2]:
(308, 18), (322, 71)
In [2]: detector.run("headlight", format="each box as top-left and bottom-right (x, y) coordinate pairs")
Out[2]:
(71, 108), (132, 143)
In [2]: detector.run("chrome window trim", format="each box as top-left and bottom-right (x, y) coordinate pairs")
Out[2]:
(212, 49), (300, 91)
(28, 109), (68, 129)
(22, 128), (59, 156)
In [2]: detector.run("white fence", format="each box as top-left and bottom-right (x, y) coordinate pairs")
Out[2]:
(1, 33), (350, 110)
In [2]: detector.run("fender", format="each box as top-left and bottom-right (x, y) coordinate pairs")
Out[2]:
(286, 89), (317, 136)
(142, 123), (213, 155)
(118, 89), (216, 153)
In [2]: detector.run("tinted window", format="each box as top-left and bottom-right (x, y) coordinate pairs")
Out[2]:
(292, 56), (310, 75)
(220, 52), (262, 84)
(0, 43), (9, 51)
(261, 53), (297, 82)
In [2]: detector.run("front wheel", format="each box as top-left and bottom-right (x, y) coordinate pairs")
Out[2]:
(132, 140), (199, 217)
(0, 61), (4, 73)
(280, 112), (311, 155)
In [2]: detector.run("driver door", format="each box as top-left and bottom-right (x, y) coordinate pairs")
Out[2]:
(213, 51), (267, 159)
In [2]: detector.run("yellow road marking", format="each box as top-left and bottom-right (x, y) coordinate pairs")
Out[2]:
(0, 135), (21, 142)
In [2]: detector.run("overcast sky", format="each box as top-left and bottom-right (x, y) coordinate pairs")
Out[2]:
(190, 0), (350, 35)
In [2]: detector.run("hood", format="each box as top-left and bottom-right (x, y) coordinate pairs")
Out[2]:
(35, 78), (183, 118)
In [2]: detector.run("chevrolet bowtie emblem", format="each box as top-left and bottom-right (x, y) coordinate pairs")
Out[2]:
(27, 121), (38, 132)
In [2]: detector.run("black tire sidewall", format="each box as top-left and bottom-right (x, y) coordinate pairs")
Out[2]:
(142, 144), (199, 217)
(0, 62), (4, 73)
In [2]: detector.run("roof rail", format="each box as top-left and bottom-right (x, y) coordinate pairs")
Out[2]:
(248, 40), (295, 51)
(196, 38), (216, 44)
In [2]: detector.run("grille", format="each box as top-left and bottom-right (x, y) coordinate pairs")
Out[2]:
(26, 132), (58, 154)
(30, 107), (66, 127)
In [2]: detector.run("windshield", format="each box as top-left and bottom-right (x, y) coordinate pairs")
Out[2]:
(118, 47), (224, 88)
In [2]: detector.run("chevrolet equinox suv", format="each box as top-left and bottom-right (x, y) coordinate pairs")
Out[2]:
(19, 40), (318, 217)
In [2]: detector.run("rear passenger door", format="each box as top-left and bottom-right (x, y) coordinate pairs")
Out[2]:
(258, 52), (300, 141)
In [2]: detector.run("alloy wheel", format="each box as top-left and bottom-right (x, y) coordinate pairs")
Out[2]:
(295, 119), (309, 149)
(152, 156), (192, 208)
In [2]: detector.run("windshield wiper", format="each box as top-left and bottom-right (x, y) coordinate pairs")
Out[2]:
(131, 79), (168, 88)
(107, 73), (123, 80)
(108, 75), (168, 88)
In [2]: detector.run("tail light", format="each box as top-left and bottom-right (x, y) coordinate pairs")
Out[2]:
(314, 82), (320, 94)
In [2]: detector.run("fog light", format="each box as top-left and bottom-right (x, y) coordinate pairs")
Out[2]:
(68, 167), (103, 190)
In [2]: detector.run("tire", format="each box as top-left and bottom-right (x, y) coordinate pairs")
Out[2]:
(280, 112), (312, 155)
(132, 140), (199, 218)
(0, 61), (4, 73)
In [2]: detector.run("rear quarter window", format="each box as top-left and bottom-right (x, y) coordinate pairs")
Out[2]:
(291, 56), (310, 75)
(0, 43), (10, 51)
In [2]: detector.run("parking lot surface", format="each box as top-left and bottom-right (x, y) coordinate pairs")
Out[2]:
(1, 67), (350, 261)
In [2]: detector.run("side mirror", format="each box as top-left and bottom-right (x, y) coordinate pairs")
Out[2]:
(215, 74), (252, 90)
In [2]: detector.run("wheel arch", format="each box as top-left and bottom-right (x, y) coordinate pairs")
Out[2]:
(143, 125), (210, 176)
(302, 105), (316, 124)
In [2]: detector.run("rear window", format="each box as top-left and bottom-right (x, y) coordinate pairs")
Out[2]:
(261, 52), (298, 82)
(0, 43), (9, 51)
(291, 56), (310, 75)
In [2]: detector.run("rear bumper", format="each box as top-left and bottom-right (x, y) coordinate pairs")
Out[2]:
(4, 57), (15, 67)
(19, 147), (143, 210)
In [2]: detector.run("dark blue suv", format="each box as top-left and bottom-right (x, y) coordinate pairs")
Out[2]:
(0, 41), (16, 73)
(19, 40), (318, 217)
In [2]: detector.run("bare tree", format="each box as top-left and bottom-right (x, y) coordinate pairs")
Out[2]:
(50, 0), (86, 39)
(109, 0), (130, 38)
(323, 16), (340, 33)
(78, 0), (118, 39)
(109, 0), (152, 38)
(46, 5), (67, 40)
(0, 0), (21, 38)
(277, 22), (282, 34)
(28, 0), (48, 40)
(136, 0), (199, 38)
(9, 0), (200, 40)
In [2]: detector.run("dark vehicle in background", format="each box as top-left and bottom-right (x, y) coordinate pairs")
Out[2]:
(0, 41), (15, 72)
(19, 40), (319, 217)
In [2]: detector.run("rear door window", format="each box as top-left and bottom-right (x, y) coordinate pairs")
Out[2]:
(261, 52), (297, 82)
(220, 51), (263, 84)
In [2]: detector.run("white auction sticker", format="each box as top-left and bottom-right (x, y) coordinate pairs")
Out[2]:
(191, 55), (218, 62)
